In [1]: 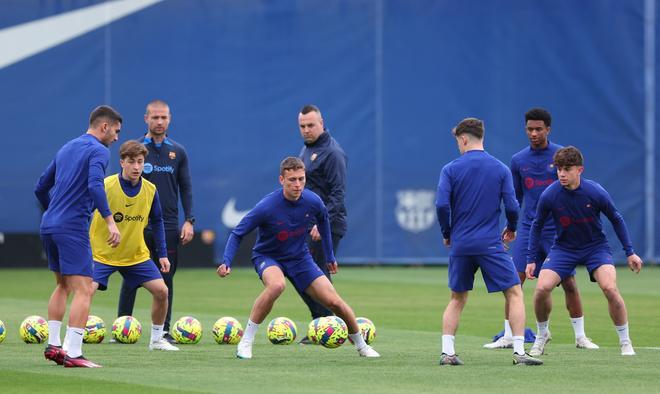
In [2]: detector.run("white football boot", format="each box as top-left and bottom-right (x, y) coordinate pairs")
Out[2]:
(529, 331), (551, 356)
(483, 336), (514, 349)
(575, 336), (599, 349)
(149, 338), (180, 351)
(357, 345), (380, 358)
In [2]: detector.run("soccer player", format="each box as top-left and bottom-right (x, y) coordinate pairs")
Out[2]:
(216, 157), (379, 359)
(90, 140), (179, 351)
(526, 146), (643, 356)
(484, 108), (598, 352)
(117, 99), (195, 342)
(297, 104), (348, 343)
(435, 118), (542, 366)
(35, 105), (122, 368)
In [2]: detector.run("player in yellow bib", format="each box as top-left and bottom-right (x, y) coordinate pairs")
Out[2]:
(89, 140), (178, 351)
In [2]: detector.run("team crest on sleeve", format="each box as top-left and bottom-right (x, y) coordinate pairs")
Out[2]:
(169, 151), (176, 160)
(395, 189), (436, 233)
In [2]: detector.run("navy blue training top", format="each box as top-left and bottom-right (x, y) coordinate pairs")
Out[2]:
(35, 134), (112, 234)
(299, 130), (348, 236)
(222, 189), (335, 267)
(138, 135), (193, 231)
(528, 178), (634, 263)
(436, 150), (519, 256)
(116, 174), (168, 258)
(510, 142), (562, 226)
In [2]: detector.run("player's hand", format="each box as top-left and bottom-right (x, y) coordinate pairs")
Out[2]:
(310, 225), (321, 241)
(627, 254), (643, 274)
(159, 257), (171, 273)
(217, 263), (231, 278)
(327, 261), (338, 274)
(106, 220), (121, 248)
(180, 221), (194, 245)
(525, 263), (537, 280)
(443, 238), (450, 248)
(501, 227), (516, 243)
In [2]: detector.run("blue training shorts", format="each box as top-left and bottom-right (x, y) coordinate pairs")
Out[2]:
(512, 224), (556, 276)
(252, 253), (325, 294)
(449, 252), (520, 293)
(541, 245), (614, 282)
(41, 232), (93, 277)
(93, 259), (163, 291)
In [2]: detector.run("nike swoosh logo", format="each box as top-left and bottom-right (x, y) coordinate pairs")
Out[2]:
(221, 198), (250, 228)
(125, 203), (135, 207)
(0, 0), (163, 70)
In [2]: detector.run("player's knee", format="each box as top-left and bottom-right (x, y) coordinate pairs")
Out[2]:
(324, 296), (344, 312)
(267, 281), (286, 296)
(601, 285), (621, 301)
(153, 285), (168, 302)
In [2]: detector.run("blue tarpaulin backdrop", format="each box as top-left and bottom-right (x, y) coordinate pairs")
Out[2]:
(0, 0), (657, 263)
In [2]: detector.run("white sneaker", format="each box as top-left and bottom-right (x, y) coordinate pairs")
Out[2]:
(620, 340), (636, 356)
(575, 336), (599, 349)
(236, 340), (253, 359)
(357, 345), (380, 358)
(483, 336), (513, 349)
(529, 331), (551, 356)
(149, 338), (180, 351)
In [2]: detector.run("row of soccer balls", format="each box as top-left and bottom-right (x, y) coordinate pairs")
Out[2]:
(0, 315), (376, 349)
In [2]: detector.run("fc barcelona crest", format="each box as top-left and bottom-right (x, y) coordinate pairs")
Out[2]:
(169, 151), (176, 160)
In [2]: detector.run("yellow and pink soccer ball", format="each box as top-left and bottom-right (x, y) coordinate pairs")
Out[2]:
(83, 315), (106, 344)
(0, 320), (6, 343)
(349, 317), (376, 345)
(212, 317), (243, 345)
(306, 317), (326, 345)
(267, 317), (297, 345)
(112, 316), (142, 344)
(19, 315), (48, 344)
(315, 316), (348, 349)
(171, 316), (203, 344)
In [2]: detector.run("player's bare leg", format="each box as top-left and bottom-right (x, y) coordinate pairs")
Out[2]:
(561, 276), (598, 349)
(486, 272), (526, 350)
(237, 266), (286, 359)
(529, 269), (560, 356)
(143, 279), (178, 351)
(45, 273), (70, 364)
(306, 276), (380, 357)
(439, 290), (467, 365)
(592, 265), (635, 355)
(62, 275), (100, 367)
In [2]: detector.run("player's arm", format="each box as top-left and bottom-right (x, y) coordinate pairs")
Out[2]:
(526, 192), (551, 279)
(149, 190), (170, 273)
(509, 157), (524, 208)
(596, 185), (643, 273)
(218, 203), (263, 277)
(435, 166), (452, 246)
(501, 169), (519, 241)
(34, 160), (56, 210)
(322, 150), (347, 231)
(314, 200), (337, 274)
(177, 147), (194, 245)
(89, 149), (120, 247)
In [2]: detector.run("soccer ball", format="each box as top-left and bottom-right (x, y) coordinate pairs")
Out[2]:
(0, 320), (6, 343)
(307, 317), (327, 345)
(19, 315), (49, 344)
(112, 316), (142, 344)
(83, 315), (106, 344)
(171, 316), (203, 344)
(349, 317), (376, 345)
(315, 316), (348, 349)
(212, 317), (243, 345)
(267, 317), (297, 345)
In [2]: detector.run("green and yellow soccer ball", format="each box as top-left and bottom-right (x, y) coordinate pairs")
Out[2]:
(351, 317), (376, 345)
(267, 317), (297, 345)
(171, 316), (203, 344)
(0, 320), (6, 343)
(307, 317), (328, 345)
(316, 316), (348, 349)
(83, 315), (106, 344)
(213, 317), (243, 345)
(112, 316), (141, 344)
(20, 315), (48, 344)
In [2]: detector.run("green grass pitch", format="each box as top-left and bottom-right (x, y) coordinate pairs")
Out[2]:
(0, 266), (659, 393)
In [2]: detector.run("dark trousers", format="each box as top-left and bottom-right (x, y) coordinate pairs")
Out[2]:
(117, 229), (179, 332)
(298, 232), (342, 319)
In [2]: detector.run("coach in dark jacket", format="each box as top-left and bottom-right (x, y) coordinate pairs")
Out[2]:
(297, 105), (348, 338)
